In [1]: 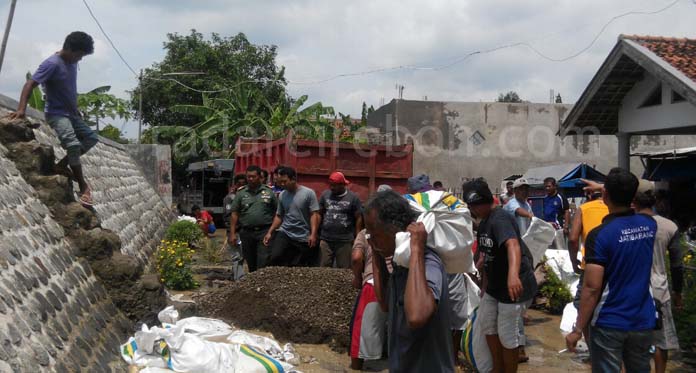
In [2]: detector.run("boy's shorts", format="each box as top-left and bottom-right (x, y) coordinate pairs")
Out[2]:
(478, 293), (528, 349)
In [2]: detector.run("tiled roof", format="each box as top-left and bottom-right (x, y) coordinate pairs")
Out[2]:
(622, 35), (696, 82)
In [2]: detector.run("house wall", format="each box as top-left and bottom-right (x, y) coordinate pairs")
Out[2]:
(619, 74), (696, 133)
(369, 99), (696, 192)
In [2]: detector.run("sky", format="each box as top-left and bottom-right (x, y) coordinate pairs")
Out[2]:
(0, 0), (694, 139)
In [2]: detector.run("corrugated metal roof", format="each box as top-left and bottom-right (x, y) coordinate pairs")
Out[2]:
(522, 163), (580, 186)
(634, 146), (696, 158)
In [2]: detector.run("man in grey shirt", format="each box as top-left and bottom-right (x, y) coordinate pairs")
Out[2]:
(366, 190), (454, 372)
(633, 180), (683, 373)
(264, 166), (321, 266)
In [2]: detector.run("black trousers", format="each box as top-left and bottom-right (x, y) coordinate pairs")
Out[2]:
(270, 230), (318, 267)
(239, 227), (270, 272)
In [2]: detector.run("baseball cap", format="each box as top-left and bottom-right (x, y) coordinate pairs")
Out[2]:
(377, 184), (392, 192)
(512, 178), (530, 189)
(636, 179), (654, 195)
(328, 171), (350, 185)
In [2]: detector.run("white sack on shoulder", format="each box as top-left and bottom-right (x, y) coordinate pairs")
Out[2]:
(393, 192), (475, 274)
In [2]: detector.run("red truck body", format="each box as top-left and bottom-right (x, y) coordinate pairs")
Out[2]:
(234, 138), (413, 200)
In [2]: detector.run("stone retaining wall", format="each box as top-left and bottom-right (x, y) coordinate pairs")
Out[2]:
(0, 94), (174, 371)
(28, 117), (173, 266)
(0, 142), (132, 372)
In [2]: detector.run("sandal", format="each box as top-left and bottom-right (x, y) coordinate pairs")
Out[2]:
(79, 188), (95, 207)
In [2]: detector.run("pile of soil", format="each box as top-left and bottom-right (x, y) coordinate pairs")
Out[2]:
(196, 267), (358, 352)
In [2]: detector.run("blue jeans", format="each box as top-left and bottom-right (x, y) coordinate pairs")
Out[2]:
(46, 115), (98, 165)
(590, 325), (652, 373)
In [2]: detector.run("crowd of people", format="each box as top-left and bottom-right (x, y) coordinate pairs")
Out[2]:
(198, 165), (684, 373)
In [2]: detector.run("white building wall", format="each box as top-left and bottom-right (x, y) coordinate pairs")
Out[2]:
(619, 74), (696, 133)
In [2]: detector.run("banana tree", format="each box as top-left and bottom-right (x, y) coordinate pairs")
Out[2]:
(151, 88), (336, 161)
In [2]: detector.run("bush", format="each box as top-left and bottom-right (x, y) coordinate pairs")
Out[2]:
(165, 220), (204, 245)
(155, 239), (198, 290)
(675, 241), (696, 352)
(539, 264), (573, 314)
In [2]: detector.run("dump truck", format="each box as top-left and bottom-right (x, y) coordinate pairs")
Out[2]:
(234, 138), (413, 200)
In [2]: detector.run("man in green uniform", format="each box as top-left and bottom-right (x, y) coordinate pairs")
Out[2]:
(229, 165), (278, 272)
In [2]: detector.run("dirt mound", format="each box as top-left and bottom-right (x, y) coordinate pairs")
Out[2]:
(197, 267), (358, 352)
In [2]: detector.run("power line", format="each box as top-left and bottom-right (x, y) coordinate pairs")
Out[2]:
(81, 0), (138, 77)
(287, 0), (685, 85)
(144, 76), (285, 94)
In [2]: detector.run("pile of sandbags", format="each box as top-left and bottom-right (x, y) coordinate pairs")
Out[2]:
(120, 306), (299, 372)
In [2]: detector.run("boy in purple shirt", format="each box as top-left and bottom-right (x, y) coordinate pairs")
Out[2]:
(8, 31), (98, 207)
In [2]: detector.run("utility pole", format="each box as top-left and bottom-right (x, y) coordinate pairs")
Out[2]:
(138, 69), (143, 143)
(0, 0), (18, 75)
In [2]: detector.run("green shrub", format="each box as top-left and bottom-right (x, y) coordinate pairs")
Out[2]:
(155, 239), (198, 290)
(675, 240), (696, 351)
(165, 220), (204, 245)
(539, 264), (573, 314)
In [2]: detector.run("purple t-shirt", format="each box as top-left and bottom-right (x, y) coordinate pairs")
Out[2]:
(31, 54), (79, 118)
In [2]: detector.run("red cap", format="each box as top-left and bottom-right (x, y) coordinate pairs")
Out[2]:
(328, 171), (350, 185)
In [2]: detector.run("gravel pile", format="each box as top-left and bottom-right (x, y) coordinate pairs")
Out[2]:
(197, 266), (359, 352)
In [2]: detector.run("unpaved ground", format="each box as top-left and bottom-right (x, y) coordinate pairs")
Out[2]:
(196, 266), (358, 352)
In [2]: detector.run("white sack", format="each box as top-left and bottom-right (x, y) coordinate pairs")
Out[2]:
(158, 306), (179, 324)
(394, 191), (475, 274)
(172, 317), (235, 342)
(462, 307), (492, 373)
(521, 217), (557, 267)
(226, 330), (284, 360)
(559, 303), (577, 334)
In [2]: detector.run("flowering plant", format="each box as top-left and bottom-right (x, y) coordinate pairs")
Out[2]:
(165, 220), (204, 245)
(155, 239), (198, 290)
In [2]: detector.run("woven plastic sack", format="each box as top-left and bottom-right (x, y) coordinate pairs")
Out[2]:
(461, 307), (492, 373)
(394, 191), (475, 274)
(521, 217), (556, 267)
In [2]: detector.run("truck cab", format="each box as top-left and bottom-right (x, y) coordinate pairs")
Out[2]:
(179, 159), (235, 223)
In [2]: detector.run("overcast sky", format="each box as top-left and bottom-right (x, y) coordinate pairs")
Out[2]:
(1, 0), (694, 138)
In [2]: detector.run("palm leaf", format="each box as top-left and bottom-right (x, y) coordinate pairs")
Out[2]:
(170, 104), (217, 118)
(86, 85), (111, 94)
(26, 72), (44, 111)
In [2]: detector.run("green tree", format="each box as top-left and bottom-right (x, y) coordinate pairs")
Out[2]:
(496, 91), (522, 103)
(131, 30), (289, 128)
(99, 124), (128, 144)
(77, 86), (132, 131)
(148, 89), (335, 162)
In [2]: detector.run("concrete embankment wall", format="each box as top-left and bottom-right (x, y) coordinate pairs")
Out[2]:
(0, 94), (174, 372)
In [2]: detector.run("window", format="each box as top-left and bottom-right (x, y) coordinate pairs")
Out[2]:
(638, 84), (662, 108)
(469, 130), (485, 145)
(672, 90), (686, 103)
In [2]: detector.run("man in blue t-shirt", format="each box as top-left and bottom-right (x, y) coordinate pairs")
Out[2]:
(542, 177), (570, 230)
(566, 168), (657, 373)
(8, 32), (98, 207)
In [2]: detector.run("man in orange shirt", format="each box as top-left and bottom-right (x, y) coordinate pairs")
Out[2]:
(567, 190), (609, 347)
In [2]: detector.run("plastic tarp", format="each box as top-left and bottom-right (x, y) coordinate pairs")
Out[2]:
(394, 191), (476, 274)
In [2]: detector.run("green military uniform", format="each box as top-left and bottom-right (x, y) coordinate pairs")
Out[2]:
(231, 184), (277, 271)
